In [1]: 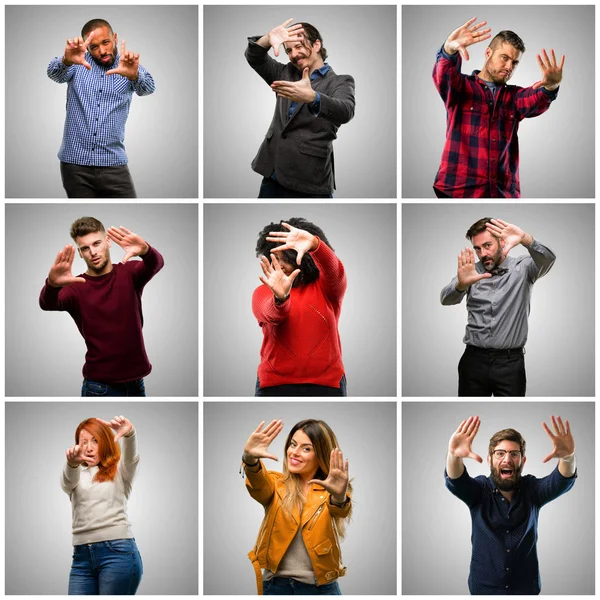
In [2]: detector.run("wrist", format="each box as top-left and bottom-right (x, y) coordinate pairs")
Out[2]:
(521, 233), (533, 247)
(456, 282), (468, 292)
(47, 279), (61, 288)
(331, 494), (348, 506)
(559, 452), (575, 463)
(62, 56), (74, 66)
(140, 243), (149, 256)
(274, 293), (290, 304)
(543, 83), (560, 91)
(67, 462), (80, 469)
(124, 427), (135, 438)
(443, 41), (457, 56)
(243, 453), (260, 467)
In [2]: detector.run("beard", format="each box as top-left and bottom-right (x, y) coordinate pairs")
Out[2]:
(482, 247), (504, 271)
(490, 462), (523, 491)
(91, 49), (117, 68)
(86, 257), (109, 273)
(484, 60), (512, 84)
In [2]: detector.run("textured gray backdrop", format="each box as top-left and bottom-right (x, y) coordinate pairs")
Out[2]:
(6, 5), (198, 198)
(204, 401), (397, 595)
(402, 402), (595, 595)
(203, 203), (397, 397)
(402, 203), (595, 396)
(5, 203), (198, 397)
(402, 5), (595, 198)
(5, 402), (198, 595)
(203, 5), (397, 198)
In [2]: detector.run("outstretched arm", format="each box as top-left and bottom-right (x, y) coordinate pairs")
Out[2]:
(39, 245), (85, 312)
(447, 416), (483, 479)
(542, 415), (576, 478)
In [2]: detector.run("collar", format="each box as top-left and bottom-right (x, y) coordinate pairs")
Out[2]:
(311, 63), (330, 80)
(471, 69), (504, 88)
(477, 255), (513, 276)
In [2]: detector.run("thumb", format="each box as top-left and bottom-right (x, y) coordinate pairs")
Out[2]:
(288, 269), (301, 285)
(273, 45), (280, 57)
(460, 46), (470, 61)
(264, 453), (279, 461)
(122, 252), (133, 263)
(469, 452), (483, 463)
(542, 452), (554, 463)
(532, 81), (542, 90)
(73, 277), (86, 284)
(83, 60), (91, 70)
(479, 272), (492, 280)
(303, 67), (309, 79)
(105, 68), (117, 76)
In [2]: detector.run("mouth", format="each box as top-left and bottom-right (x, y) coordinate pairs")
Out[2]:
(100, 55), (112, 63)
(92, 257), (101, 264)
(500, 468), (514, 478)
(289, 457), (303, 467)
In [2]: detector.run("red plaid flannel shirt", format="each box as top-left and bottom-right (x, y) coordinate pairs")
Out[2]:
(433, 47), (558, 198)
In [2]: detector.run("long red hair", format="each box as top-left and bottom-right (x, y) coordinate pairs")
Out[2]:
(75, 418), (120, 483)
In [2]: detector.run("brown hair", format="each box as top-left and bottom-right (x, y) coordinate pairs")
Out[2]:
(489, 30), (525, 53)
(298, 23), (328, 61)
(465, 217), (494, 241)
(70, 217), (106, 241)
(75, 418), (120, 483)
(488, 428), (526, 457)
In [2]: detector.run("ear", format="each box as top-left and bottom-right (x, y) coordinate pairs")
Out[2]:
(499, 238), (505, 249)
(106, 236), (112, 248)
(486, 454), (491, 467)
(485, 46), (492, 60)
(521, 456), (527, 468)
(313, 39), (322, 54)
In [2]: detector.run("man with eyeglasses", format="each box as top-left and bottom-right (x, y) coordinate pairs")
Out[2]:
(445, 415), (576, 595)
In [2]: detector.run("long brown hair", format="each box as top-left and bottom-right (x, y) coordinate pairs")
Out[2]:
(282, 419), (353, 537)
(75, 418), (120, 483)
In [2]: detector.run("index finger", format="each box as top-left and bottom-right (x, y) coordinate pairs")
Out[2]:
(121, 39), (126, 55)
(542, 421), (555, 438)
(282, 18), (294, 27)
(84, 30), (96, 47)
(462, 16), (478, 29)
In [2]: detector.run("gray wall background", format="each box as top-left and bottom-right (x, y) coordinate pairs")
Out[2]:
(203, 203), (397, 397)
(204, 401), (397, 595)
(204, 5), (397, 198)
(402, 203), (595, 396)
(5, 402), (198, 595)
(402, 5), (595, 198)
(6, 5), (198, 198)
(402, 402), (595, 595)
(5, 203), (198, 397)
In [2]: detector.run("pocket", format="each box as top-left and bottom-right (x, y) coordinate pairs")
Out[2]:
(313, 539), (332, 556)
(300, 142), (330, 159)
(105, 539), (135, 554)
(83, 380), (108, 396)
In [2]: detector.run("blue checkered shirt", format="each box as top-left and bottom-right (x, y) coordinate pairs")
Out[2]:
(47, 54), (155, 166)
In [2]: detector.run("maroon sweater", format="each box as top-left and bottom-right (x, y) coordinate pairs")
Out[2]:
(252, 238), (346, 388)
(39, 245), (164, 383)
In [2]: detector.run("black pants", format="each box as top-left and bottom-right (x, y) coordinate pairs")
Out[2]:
(258, 176), (332, 199)
(458, 346), (526, 396)
(255, 375), (347, 397)
(61, 162), (137, 198)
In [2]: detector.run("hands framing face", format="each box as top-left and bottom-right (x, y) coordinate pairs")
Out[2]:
(457, 247), (492, 289)
(106, 226), (148, 263)
(259, 254), (301, 300)
(271, 68), (317, 104)
(485, 218), (531, 256)
(267, 18), (305, 57)
(309, 448), (349, 501)
(267, 222), (316, 265)
(66, 444), (87, 467)
(48, 245), (87, 288)
(96, 415), (134, 442)
(448, 416), (484, 463)
(444, 17), (492, 61)
(532, 48), (565, 90)
(244, 419), (284, 462)
(106, 40), (140, 81)
(542, 415), (575, 463)
(63, 31), (95, 70)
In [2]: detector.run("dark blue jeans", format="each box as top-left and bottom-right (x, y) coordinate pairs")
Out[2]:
(81, 378), (146, 397)
(258, 176), (333, 198)
(68, 538), (143, 595)
(255, 375), (347, 397)
(263, 577), (341, 595)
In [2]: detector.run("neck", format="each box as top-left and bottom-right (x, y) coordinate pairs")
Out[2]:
(309, 58), (325, 76)
(86, 260), (113, 277)
(477, 68), (494, 83)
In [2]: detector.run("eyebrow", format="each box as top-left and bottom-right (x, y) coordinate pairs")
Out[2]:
(291, 440), (313, 448)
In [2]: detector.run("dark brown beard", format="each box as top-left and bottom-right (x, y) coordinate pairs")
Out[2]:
(490, 463), (523, 491)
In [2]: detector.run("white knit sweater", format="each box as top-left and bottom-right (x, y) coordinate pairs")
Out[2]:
(61, 430), (139, 545)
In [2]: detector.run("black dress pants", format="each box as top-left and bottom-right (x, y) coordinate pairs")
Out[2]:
(60, 162), (137, 198)
(458, 345), (526, 396)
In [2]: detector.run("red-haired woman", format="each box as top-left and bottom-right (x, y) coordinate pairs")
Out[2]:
(61, 415), (143, 595)
(242, 419), (352, 595)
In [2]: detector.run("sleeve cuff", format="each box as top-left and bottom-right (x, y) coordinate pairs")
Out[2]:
(308, 91), (321, 115)
(439, 45), (459, 62)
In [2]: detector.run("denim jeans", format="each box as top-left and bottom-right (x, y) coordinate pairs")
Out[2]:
(263, 577), (341, 595)
(255, 375), (347, 397)
(81, 378), (146, 397)
(68, 538), (143, 595)
(60, 162), (137, 198)
(258, 176), (333, 199)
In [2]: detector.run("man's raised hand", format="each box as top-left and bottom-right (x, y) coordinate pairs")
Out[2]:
(271, 67), (316, 103)
(542, 415), (575, 463)
(266, 222), (316, 265)
(457, 247), (492, 290)
(106, 226), (148, 263)
(532, 48), (565, 90)
(244, 419), (284, 462)
(48, 245), (86, 288)
(259, 254), (300, 300)
(485, 218), (531, 256)
(106, 40), (140, 80)
(444, 16), (492, 61)
(268, 18), (305, 57)
(448, 416), (483, 462)
(63, 31), (94, 70)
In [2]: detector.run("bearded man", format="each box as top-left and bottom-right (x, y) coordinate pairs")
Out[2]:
(440, 217), (555, 396)
(445, 415), (576, 595)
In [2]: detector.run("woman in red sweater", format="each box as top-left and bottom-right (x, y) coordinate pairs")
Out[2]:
(253, 218), (347, 396)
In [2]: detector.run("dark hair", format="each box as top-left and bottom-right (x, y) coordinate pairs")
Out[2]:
(488, 428), (526, 457)
(255, 217), (333, 287)
(489, 30), (525, 53)
(70, 216), (106, 241)
(299, 22), (328, 61)
(81, 18), (113, 39)
(465, 217), (494, 241)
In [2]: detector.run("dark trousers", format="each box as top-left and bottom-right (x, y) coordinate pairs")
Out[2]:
(458, 345), (526, 396)
(258, 176), (332, 199)
(255, 375), (347, 397)
(81, 378), (146, 397)
(61, 162), (137, 198)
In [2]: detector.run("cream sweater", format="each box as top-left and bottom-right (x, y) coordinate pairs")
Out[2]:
(61, 430), (139, 545)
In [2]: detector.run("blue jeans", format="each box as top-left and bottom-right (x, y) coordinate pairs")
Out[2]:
(81, 378), (146, 397)
(68, 538), (143, 595)
(264, 577), (341, 595)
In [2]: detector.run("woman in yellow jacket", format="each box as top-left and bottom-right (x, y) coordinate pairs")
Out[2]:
(242, 418), (352, 595)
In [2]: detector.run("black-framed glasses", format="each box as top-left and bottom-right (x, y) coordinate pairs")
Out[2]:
(493, 450), (522, 459)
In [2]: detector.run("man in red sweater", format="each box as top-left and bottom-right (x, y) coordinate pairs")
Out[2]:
(39, 216), (164, 396)
(253, 218), (346, 396)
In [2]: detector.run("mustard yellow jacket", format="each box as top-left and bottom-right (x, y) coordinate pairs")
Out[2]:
(245, 461), (351, 594)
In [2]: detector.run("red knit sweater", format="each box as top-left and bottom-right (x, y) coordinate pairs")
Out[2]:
(39, 245), (164, 383)
(252, 238), (346, 388)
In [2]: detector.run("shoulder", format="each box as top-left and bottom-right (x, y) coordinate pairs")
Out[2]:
(253, 284), (271, 299)
(325, 70), (354, 86)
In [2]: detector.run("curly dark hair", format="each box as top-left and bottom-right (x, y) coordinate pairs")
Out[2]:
(255, 217), (334, 287)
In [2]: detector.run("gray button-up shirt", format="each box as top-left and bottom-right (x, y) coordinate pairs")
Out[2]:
(440, 239), (556, 349)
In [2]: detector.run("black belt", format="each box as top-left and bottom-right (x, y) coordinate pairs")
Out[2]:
(466, 345), (525, 356)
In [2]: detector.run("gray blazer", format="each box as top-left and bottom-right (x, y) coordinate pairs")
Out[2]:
(245, 37), (355, 195)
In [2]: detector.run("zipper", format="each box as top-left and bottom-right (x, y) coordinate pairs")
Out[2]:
(307, 504), (324, 530)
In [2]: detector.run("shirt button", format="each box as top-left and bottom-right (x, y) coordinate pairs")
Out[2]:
(506, 530), (509, 533)
(492, 138), (496, 142)
(506, 567), (510, 572)
(97, 103), (100, 107)
(506, 549), (510, 553)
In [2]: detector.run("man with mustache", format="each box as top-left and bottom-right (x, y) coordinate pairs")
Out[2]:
(48, 19), (155, 198)
(440, 217), (555, 396)
(445, 415), (576, 595)
(433, 17), (565, 197)
(245, 18), (355, 198)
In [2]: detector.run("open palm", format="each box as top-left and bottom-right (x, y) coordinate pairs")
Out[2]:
(49, 245), (86, 287)
(244, 420), (284, 461)
(448, 416), (483, 462)
(268, 18), (305, 57)
(310, 448), (349, 499)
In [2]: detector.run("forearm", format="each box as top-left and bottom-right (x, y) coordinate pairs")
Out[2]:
(255, 34), (270, 49)
(47, 57), (72, 83)
(253, 286), (291, 324)
(315, 78), (355, 126)
(558, 453), (576, 478)
(245, 36), (285, 85)
(525, 238), (556, 278)
(39, 280), (71, 311)
(310, 238), (347, 301)
(440, 278), (466, 305)
(60, 462), (80, 493)
(446, 451), (465, 479)
(132, 66), (155, 96)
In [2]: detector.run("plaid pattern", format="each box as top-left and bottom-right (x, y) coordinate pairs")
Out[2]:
(433, 47), (558, 198)
(48, 54), (155, 166)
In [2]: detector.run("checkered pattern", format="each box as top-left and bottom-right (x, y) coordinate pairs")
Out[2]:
(432, 48), (558, 198)
(47, 54), (155, 166)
